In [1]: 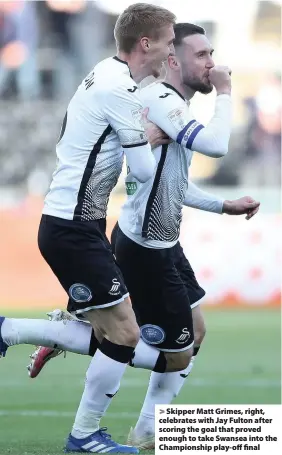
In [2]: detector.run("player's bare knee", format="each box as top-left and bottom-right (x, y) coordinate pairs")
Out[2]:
(105, 315), (140, 347)
(110, 302), (140, 346)
(118, 321), (140, 347)
(86, 299), (139, 347)
(164, 348), (193, 372)
(194, 323), (206, 346)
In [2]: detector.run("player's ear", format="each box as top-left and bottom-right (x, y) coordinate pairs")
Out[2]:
(140, 37), (151, 53)
(167, 55), (180, 71)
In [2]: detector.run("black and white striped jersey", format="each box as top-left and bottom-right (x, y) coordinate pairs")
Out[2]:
(119, 82), (201, 248)
(43, 57), (151, 221)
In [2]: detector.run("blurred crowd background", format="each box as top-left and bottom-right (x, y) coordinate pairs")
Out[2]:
(0, 0), (281, 195)
(0, 0), (281, 309)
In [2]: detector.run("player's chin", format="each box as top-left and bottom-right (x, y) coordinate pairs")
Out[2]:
(200, 83), (213, 94)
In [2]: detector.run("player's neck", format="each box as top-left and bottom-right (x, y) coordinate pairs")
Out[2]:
(165, 73), (195, 101)
(117, 51), (152, 83)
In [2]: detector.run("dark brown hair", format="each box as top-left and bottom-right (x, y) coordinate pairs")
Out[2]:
(173, 23), (206, 48)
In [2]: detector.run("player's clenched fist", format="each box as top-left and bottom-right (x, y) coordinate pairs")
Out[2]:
(208, 65), (232, 95)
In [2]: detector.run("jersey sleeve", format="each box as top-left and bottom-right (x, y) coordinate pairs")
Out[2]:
(101, 79), (156, 182)
(102, 80), (148, 148)
(142, 85), (232, 158)
(183, 180), (224, 214)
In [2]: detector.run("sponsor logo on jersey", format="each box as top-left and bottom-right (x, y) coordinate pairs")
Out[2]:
(140, 324), (166, 345)
(175, 327), (191, 344)
(126, 182), (137, 195)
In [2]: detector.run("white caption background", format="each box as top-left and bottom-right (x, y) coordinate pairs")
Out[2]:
(155, 405), (282, 455)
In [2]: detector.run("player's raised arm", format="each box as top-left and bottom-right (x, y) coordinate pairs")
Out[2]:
(141, 66), (232, 158)
(102, 81), (157, 183)
(192, 65), (232, 157)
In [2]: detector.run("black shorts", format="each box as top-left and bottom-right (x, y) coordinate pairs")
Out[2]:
(111, 223), (205, 309)
(114, 226), (205, 352)
(171, 242), (206, 309)
(38, 215), (128, 316)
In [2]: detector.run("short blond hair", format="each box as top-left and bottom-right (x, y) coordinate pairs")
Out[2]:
(114, 3), (176, 53)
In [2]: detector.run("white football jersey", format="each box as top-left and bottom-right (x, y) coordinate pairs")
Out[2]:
(43, 57), (148, 221)
(118, 82), (205, 249)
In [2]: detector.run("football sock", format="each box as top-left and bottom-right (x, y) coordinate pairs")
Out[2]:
(72, 339), (134, 438)
(134, 356), (196, 437)
(0, 318), (91, 354)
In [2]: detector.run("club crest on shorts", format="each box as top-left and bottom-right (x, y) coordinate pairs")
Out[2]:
(69, 283), (92, 303)
(109, 278), (120, 296)
(175, 327), (190, 344)
(140, 324), (166, 345)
